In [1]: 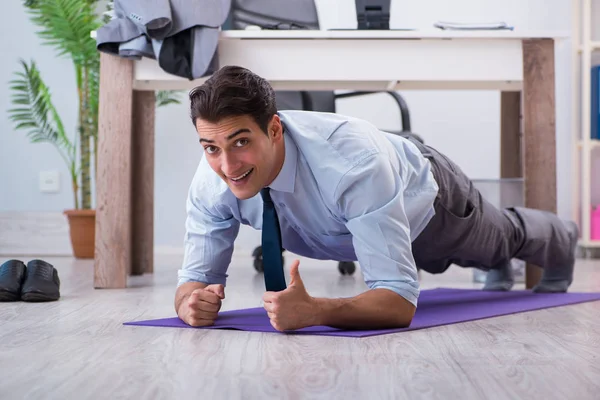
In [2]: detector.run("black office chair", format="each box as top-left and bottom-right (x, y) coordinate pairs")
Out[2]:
(227, 0), (424, 276)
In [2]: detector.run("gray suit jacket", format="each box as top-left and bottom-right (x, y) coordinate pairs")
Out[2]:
(96, 0), (231, 79)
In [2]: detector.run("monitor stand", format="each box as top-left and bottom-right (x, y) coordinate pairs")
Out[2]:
(355, 0), (390, 30)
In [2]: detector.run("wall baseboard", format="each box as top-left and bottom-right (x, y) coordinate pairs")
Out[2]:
(0, 212), (256, 257)
(0, 212), (183, 257)
(0, 212), (72, 256)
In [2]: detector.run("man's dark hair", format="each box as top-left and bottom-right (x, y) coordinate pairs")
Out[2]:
(189, 65), (277, 134)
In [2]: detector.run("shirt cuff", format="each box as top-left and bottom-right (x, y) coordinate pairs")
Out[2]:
(366, 280), (420, 307)
(177, 269), (227, 287)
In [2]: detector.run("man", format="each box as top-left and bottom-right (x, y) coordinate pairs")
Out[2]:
(174, 65), (579, 332)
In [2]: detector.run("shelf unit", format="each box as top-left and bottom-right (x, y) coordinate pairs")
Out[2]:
(572, 0), (600, 249)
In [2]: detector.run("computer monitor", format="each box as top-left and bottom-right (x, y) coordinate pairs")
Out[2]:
(355, 0), (390, 30)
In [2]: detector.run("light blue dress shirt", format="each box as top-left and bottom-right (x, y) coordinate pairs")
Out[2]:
(178, 110), (439, 306)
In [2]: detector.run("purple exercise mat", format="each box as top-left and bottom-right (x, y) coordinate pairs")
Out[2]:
(123, 288), (600, 337)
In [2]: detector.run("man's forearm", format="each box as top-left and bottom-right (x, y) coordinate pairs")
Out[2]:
(174, 281), (208, 313)
(312, 288), (416, 330)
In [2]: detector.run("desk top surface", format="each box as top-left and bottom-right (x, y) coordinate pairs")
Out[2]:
(90, 29), (570, 40)
(222, 29), (570, 40)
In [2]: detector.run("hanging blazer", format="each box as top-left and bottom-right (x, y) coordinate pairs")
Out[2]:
(95, 0), (231, 79)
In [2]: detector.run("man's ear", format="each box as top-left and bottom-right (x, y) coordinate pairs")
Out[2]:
(269, 114), (283, 140)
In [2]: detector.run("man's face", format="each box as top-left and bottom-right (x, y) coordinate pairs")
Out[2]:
(196, 114), (283, 200)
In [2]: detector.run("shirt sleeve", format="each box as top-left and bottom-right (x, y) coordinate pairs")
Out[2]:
(177, 185), (240, 287)
(334, 152), (421, 306)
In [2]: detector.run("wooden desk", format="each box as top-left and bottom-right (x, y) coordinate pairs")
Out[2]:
(93, 29), (568, 288)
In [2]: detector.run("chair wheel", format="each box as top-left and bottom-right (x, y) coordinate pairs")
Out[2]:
(251, 246), (263, 272)
(251, 246), (284, 273)
(338, 261), (356, 275)
(253, 255), (264, 273)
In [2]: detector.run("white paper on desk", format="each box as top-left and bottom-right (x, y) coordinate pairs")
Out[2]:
(433, 21), (514, 30)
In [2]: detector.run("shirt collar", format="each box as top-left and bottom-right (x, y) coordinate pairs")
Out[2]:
(266, 131), (297, 193)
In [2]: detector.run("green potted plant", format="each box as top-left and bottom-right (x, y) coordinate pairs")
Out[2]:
(7, 0), (180, 258)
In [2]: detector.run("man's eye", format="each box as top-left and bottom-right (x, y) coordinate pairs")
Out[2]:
(235, 138), (249, 147)
(205, 146), (218, 154)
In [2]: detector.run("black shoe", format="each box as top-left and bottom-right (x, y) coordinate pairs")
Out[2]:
(21, 259), (60, 302)
(0, 260), (27, 301)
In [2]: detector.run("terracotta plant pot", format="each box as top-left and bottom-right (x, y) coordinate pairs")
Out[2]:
(63, 209), (96, 259)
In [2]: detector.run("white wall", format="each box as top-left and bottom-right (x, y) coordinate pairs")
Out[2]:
(0, 0), (591, 252)
(0, 2), (79, 211)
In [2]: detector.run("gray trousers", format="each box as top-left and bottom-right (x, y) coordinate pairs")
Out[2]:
(409, 139), (574, 275)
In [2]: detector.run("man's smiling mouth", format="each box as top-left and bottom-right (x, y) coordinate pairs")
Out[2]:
(230, 168), (254, 181)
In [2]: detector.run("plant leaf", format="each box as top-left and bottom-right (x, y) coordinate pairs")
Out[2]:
(156, 90), (183, 107)
(7, 59), (75, 158)
(24, 0), (101, 68)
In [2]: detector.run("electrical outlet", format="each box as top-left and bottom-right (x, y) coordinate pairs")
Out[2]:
(39, 170), (60, 193)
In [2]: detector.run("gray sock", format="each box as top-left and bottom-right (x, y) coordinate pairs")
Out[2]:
(532, 220), (578, 293)
(483, 262), (514, 291)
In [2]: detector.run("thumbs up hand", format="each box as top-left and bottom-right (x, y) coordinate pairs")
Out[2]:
(263, 259), (319, 331)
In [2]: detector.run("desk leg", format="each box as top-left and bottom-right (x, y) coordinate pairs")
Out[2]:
(131, 90), (155, 275)
(94, 53), (134, 288)
(500, 91), (522, 200)
(522, 39), (557, 289)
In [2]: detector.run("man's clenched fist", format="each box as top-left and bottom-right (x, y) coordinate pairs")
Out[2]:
(178, 284), (225, 327)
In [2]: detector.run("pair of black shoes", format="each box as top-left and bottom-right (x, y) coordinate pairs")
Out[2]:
(0, 259), (60, 302)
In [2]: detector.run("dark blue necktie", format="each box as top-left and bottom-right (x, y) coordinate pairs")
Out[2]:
(260, 187), (287, 292)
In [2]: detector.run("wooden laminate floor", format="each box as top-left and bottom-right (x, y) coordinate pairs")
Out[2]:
(1, 251), (599, 400)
